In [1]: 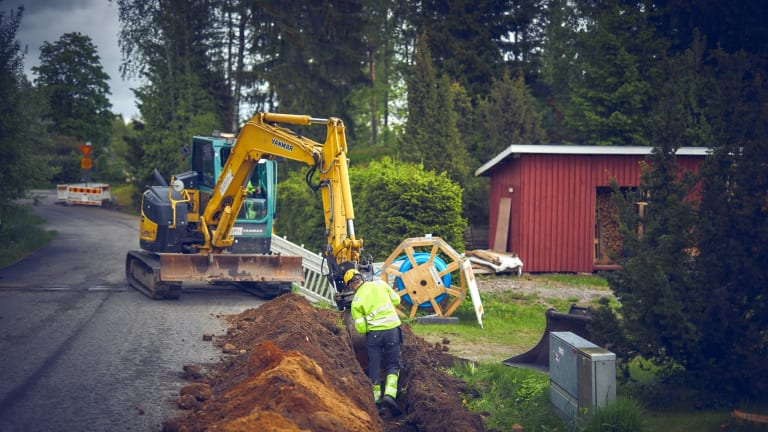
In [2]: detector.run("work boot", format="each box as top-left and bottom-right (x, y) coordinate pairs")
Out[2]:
(382, 373), (402, 416)
(381, 395), (402, 417)
(372, 383), (382, 405)
(383, 373), (399, 399)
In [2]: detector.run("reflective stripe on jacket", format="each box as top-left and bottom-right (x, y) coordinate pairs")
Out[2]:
(351, 280), (401, 335)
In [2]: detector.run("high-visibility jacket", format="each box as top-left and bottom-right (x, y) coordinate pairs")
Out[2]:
(351, 280), (401, 335)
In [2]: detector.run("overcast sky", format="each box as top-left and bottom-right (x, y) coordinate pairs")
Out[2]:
(7, 0), (142, 121)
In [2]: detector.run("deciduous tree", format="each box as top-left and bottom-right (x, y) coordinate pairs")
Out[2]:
(33, 32), (112, 150)
(0, 5), (55, 210)
(118, 0), (228, 184)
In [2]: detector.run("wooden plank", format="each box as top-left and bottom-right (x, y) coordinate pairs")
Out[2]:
(493, 197), (511, 251)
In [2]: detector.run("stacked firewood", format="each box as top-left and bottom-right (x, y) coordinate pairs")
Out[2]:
(595, 191), (624, 264)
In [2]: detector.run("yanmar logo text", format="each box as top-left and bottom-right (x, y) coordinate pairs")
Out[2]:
(271, 137), (293, 152)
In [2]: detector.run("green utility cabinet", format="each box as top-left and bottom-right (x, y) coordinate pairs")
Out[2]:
(549, 331), (616, 421)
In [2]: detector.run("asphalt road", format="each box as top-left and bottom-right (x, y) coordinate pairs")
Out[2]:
(0, 190), (266, 431)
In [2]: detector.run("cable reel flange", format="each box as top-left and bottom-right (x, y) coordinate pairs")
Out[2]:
(381, 236), (468, 319)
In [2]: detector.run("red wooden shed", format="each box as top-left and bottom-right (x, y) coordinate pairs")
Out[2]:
(475, 145), (708, 273)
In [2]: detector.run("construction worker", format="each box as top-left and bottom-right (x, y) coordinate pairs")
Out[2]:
(244, 179), (264, 219)
(344, 268), (403, 417)
(246, 179), (263, 198)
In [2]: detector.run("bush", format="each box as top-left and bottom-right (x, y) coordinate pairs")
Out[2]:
(276, 157), (466, 261)
(352, 157), (466, 261)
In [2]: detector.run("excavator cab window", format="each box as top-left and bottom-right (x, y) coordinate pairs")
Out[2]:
(192, 138), (218, 188)
(241, 162), (268, 220)
(240, 198), (266, 220)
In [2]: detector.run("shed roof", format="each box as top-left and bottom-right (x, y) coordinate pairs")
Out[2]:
(475, 144), (711, 177)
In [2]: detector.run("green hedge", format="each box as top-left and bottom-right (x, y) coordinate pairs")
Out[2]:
(276, 157), (466, 261)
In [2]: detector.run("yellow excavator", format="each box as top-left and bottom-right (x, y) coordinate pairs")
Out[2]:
(125, 112), (373, 308)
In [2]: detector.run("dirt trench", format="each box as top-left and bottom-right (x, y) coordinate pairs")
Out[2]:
(162, 293), (486, 432)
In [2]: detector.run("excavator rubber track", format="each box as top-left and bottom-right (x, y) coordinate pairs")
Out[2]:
(125, 250), (182, 299)
(235, 281), (294, 299)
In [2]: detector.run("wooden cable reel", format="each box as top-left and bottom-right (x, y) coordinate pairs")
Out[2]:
(381, 236), (468, 319)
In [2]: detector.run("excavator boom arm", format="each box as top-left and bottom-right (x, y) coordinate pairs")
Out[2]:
(200, 113), (364, 291)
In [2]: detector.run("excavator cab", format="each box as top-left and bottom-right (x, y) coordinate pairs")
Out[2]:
(191, 134), (277, 254)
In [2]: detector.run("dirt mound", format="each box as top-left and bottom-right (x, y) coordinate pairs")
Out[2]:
(162, 293), (485, 432)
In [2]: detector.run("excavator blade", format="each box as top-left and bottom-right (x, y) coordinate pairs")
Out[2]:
(158, 253), (305, 283)
(126, 251), (304, 300)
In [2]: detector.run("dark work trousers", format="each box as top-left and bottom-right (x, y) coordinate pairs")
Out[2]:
(365, 326), (402, 384)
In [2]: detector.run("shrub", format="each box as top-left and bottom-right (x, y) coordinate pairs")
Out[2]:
(352, 157), (466, 261)
(276, 157), (466, 261)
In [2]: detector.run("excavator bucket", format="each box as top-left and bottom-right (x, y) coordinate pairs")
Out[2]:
(502, 305), (592, 372)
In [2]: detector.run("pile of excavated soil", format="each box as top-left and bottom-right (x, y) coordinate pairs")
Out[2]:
(162, 293), (485, 432)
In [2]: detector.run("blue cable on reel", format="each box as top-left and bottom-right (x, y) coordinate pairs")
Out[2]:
(393, 252), (451, 308)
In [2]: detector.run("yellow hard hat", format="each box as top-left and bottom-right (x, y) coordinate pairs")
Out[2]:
(343, 269), (361, 285)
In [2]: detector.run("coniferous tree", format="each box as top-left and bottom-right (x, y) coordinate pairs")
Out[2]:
(656, 0), (768, 57)
(399, 33), (439, 165)
(465, 71), (546, 225)
(566, 0), (667, 145)
(350, 0), (411, 147)
(593, 36), (713, 382)
(539, 0), (580, 142)
(415, 0), (509, 99)
(505, 0), (548, 82)
(249, 0), (368, 140)
(450, 79), (488, 225)
(480, 71), (546, 156)
(650, 33), (714, 149)
(596, 40), (768, 397)
(689, 49), (768, 396)
(400, 33), (469, 185)
(435, 77), (471, 184)
(603, 147), (700, 381)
